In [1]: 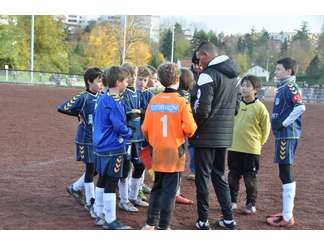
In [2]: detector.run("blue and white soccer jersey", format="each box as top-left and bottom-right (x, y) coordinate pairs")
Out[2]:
(58, 91), (98, 164)
(272, 77), (305, 165)
(121, 87), (145, 143)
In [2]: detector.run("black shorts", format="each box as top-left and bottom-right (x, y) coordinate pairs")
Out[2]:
(228, 151), (260, 174)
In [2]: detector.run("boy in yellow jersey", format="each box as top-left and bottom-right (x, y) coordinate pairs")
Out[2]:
(141, 63), (197, 230)
(227, 75), (270, 215)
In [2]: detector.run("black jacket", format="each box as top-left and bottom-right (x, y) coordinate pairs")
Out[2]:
(189, 55), (240, 148)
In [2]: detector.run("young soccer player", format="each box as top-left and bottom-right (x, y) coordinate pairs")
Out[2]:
(266, 58), (306, 227)
(141, 63), (197, 230)
(227, 75), (271, 214)
(132, 66), (154, 203)
(57, 67), (103, 218)
(93, 66), (132, 230)
(175, 68), (196, 205)
(117, 62), (146, 212)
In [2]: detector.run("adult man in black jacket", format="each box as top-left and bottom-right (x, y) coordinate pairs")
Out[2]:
(190, 42), (240, 230)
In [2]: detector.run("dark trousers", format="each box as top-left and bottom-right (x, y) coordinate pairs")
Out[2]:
(146, 172), (180, 229)
(194, 147), (233, 221)
(227, 151), (259, 206)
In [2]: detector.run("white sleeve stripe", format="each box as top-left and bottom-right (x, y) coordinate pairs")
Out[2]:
(282, 105), (306, 127)
(197, 73), (213, 86)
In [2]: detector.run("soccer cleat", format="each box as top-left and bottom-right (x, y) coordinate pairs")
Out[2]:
(102, 220), (132, 230)
(66, 185), (84, 205)
(84, 204), (90, 211)
(118, 201), (139, 212)
(266, 215), (295, 227)
(176, 195), (194, 205)
(217, 219), (237, 230)
(95, 215), (105, 226)
(141, 224), (155, 230)
(138, 190), (148, 201)
(142, 184), (152, 194)
(130, 197), (149, 207)
(195, 220), (211, 230)
(156, 226), (172, 230)
(88, 204), (97, 219)
(242, 203), (256, 215)
(266, 212), (282, 218)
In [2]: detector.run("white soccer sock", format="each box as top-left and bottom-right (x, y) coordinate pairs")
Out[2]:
(103, 193), (116, 224)
(282, 181), (296, 221)
(118, 178), (129, 204)
(72, 173), (85, 191)
(127, 166), (133, 193)
(94, 187), (104, 217)
(129, 177), (141, 200)
(176, 185), (181, 196)
(84, 182), (95, 205)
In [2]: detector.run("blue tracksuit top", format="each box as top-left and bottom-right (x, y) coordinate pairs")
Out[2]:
(93, 91), (132, 154)
(57, 91), (98, 145)
(272, 77), (304, 139)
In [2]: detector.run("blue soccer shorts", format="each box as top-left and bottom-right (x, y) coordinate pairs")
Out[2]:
(274, 139), (299, 165)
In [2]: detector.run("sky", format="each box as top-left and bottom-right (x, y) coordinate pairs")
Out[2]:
(2, 0), (323, 34)
(161, 15), (324, 34)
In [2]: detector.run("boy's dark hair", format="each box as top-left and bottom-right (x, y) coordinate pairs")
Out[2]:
(241, 75), (261, 91)
(121, 63), (137, 77)
(179, 68), (194, 91)
(137, 66), (151, 78)
(197, 42), (218, 57)
(84, 67), (102, 90)
(277, 57), (297, 75)
(191, 51), (199, 65)
(102, 66), (129, 88)
(157, 63), (180, 88)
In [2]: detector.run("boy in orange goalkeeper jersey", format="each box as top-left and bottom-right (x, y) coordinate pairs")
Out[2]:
(141, 63), (197, 230)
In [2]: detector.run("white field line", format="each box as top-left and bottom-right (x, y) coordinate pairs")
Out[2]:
(2, 156), (75, 173)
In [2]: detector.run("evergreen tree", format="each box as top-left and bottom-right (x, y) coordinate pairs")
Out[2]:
(293, 21), (310, 41)
(306, 55), (321, 79)
(160, 28), (172, 61)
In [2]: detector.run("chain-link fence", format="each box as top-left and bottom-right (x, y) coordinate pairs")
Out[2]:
(0, 69), (84, 87)
(261, 86), (324, 104)
(1, 69), (324, 104)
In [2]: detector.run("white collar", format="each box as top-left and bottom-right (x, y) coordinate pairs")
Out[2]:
(208, 55), (229, 66)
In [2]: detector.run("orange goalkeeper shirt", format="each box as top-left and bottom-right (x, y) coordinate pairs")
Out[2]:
(141, 90), (197, 173)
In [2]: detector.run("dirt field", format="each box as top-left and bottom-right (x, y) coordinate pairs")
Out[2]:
(0, 83), (323, 230)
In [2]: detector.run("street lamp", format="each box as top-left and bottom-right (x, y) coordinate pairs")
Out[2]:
(30, 15), (34, 82)
(122, 15), (127, 64)
(171, 24), (175, 63)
